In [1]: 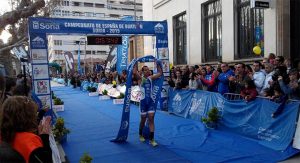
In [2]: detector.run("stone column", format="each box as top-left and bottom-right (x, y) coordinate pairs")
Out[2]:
(276, 0), (290, 58)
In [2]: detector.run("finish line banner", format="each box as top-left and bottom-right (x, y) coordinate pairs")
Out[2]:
(168, 89), (300, 151)
(29, 17), (167, 35)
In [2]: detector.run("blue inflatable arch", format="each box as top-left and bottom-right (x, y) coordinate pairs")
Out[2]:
(28, 17), (169, 141)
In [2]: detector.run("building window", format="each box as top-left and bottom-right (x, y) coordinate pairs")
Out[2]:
(73, 1), (80, 6)
(95, 13), (105, 18)
(74, 50), (83, 55)
(54, 40), (62, 46)
(235, 0), (264, 59)
(53, 10), (61, 16)
(62, 10), (70, 16)
(97, 51), (107, 55)
(173, 12), (187, 65)
(95, 3), (105, 8)
(54, 50), (63, 55)
(122, 8), (134, 11)
(109, 14), (119, 18)
(72, 11), (83, 16)
(85, 12), (94, 17)
(202, 0), (222, 62)
(62, 1), (69, 6)
(84, 2), (93, 7)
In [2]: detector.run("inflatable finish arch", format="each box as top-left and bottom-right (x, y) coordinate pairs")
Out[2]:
(28, 17), (169, 125)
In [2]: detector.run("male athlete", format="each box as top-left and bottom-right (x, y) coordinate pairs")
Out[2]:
(135, 61), (162, 147)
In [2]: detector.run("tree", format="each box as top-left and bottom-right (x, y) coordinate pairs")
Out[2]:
(0, 0), (61, 76)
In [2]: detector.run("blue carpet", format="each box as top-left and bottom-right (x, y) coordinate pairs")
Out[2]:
(52, 86), (299, 163)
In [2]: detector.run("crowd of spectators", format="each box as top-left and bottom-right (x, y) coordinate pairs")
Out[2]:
(54, 54), (300, 103)
(167, 54), (300, 102)
(1, 53), (299, 161)
(55, 69), (128, 89)
(0, 74), (52, 162)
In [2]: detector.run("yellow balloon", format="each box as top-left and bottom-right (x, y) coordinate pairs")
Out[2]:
(253, 46), (262, 55)
(112, 80), (117, 85)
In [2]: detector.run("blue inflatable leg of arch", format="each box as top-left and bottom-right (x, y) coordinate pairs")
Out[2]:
(111, 55), (164, 142)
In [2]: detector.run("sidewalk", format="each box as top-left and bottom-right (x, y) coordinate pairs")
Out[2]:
(281, 153), (300, 163)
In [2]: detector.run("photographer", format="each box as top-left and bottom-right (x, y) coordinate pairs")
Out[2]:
(278, 69), (300, 100)
(271, 56), (289, 86)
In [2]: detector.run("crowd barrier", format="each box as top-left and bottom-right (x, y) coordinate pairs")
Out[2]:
(167, 88), (300, 151)
(52, 78), (300, 150)
(224, 93), (299, 104)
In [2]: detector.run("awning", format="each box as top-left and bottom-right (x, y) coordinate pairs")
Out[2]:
(49, 62), (62, 73)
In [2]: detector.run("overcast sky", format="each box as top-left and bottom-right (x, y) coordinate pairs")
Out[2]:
(0, 0), (12, 43)
(0, 0), (10, 14)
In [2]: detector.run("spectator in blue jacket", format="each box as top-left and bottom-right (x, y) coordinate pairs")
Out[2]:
(217, 63), (235, 95)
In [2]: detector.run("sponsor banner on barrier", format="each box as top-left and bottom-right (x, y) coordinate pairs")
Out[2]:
(31, 49), (48, 64)
(53, 105), (64, 112)
(88, 92), (99, 96)
(37, 94), (51, 109)
(157, 48), (169, 59)
(34, 80), (50, 95)
(168, 89), (300, 151)
(99, 95), (111, 100)
(113, 99), (124, 105)
(156, 35), (168, 48)
(32, 64), (49, 79)
(30, 33), (47, 49)
(161, 60), (169, 73)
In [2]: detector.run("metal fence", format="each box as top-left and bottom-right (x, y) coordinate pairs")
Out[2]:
(223, 93), (243, 101)
(223, 93), (300, 103)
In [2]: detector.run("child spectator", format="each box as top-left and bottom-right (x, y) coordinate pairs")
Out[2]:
(261, 87), (273, 98)
(271, 86), (286, 103)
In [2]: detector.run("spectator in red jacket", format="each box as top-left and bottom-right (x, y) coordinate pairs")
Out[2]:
(240, 79), (258, 102)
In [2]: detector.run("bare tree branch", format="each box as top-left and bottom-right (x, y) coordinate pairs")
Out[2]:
(0, 0), (45, 33)
(0, 37), (27, 52)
